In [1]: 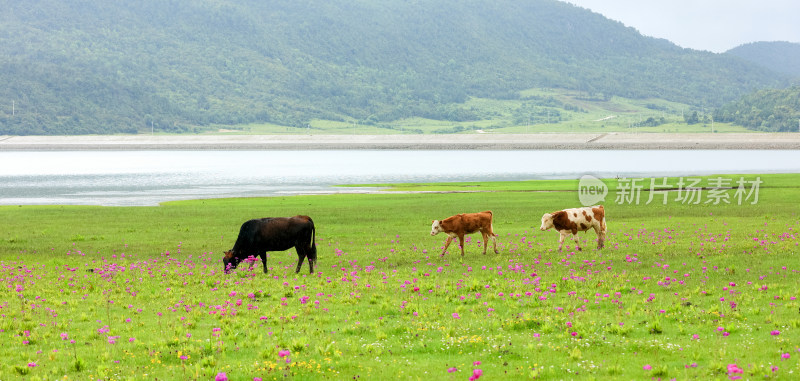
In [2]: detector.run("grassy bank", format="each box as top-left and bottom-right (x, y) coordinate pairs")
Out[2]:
(220, 89), (750, 135)
(1, 175), (799, 379)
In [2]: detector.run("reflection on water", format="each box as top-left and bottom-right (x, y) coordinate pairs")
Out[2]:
(0, 150), (797, 206)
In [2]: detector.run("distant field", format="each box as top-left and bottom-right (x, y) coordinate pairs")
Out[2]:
(1, 174), (797, 379)
(214, 88), (751, 135)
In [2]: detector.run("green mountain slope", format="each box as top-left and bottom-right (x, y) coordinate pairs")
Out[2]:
(727, 41), (800, 78)
(716, 86), (800, 132)
(0, 0), (789, 134)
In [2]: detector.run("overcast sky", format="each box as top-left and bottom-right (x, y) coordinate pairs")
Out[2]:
(561, 0), (800, 53)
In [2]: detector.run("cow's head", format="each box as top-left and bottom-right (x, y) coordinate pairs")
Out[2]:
(430, 220), (443, 236)
(222, 250), (239, 273)
(540, 213), (554, 231)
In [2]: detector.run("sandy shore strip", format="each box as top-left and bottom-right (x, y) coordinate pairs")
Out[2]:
(2, 133), (800, 150)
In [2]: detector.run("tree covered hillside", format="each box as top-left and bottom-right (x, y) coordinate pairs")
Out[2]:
(0, 0), (789, 134)
(716, 86), (800, 132)
(727, 42), (800, 78)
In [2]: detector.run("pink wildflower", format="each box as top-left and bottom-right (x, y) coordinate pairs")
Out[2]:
(469, 369), (483, 380)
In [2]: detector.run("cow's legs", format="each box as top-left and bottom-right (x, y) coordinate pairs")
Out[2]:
(294, 243), (306, 274)
(558, 232), (567, 251)
(441, 236), (454, 256)
(458, 234), (466, 256)
(480, 231), (498, 255)
(483, 230), (499, 254)
(573, 234), (582, 251)
(294, 251), (304, 274)
(260, 253), (268, 273)
(593, 225), (606, 249)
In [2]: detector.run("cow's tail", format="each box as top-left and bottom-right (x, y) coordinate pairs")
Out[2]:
(307, 218), (317, 261)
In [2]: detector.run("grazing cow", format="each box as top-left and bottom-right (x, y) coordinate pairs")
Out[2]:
(540, 205), (606, 251)
(223, 215), (317, 274)
(431, 211), (499, 256)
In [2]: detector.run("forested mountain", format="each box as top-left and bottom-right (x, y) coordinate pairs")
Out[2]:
(0, 0), (790, 135)
(727, 42), (800, 78)
(716, 86), (800, 132)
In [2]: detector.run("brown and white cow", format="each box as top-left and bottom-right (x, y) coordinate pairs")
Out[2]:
(431, 211), (499, 256)
(540, 205), (606, 251)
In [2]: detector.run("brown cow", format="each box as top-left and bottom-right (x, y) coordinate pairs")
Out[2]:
(430, 211), (499, 256)
(540, 205), (606, 251)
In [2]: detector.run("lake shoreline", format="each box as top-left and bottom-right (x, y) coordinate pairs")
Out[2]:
(2, 132), (800, 150)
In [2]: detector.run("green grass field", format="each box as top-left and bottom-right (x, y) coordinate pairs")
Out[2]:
(1, 174), (798, 380)
(208, 88), (750, 135)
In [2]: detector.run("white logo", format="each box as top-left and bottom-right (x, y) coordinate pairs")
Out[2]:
(578, 175), (608, 206)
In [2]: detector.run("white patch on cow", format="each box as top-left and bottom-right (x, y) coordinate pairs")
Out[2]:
(539, 213), (554, 231)
(430, 220), (442, 236)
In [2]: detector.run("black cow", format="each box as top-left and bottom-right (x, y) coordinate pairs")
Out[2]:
(223, 215), (317, 274)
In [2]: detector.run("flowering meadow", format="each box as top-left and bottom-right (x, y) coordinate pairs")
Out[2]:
(1, 174), (799, 380)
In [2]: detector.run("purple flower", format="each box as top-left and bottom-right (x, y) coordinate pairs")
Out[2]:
(60, 332), (69, 341)
(643, 364), (652, 370)
(215, 372), (228, 381)
(447, 367), (458, 373)
(278, 350), (290, 358)
(27, 362), (37, 367)
(781, 353), (790, 360)
(771, 330), (781, 336)
(452, 313), (460, 319)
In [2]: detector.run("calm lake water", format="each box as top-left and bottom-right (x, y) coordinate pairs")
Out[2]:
(1, 150), (798, 206)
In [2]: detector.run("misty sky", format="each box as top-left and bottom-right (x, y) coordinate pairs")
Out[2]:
(562, 0), (800, 52)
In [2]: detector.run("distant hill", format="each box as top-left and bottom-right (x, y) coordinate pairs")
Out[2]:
(0, 0), (790, 135)
(716, 86), (800, 132)
(727, 42), (800, 78)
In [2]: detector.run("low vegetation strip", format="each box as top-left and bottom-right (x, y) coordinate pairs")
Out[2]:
(1, 175), (799, 379)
